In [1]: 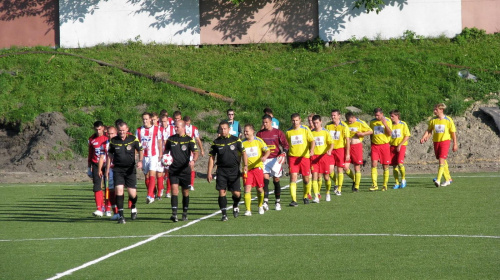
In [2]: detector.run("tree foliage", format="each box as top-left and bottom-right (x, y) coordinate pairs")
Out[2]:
(229, 0), (388, 14)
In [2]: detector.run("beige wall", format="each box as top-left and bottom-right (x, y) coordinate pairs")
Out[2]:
(0, 0), (58, 49)
(200, 0), (318, 44)
(462, 0), (500, 34)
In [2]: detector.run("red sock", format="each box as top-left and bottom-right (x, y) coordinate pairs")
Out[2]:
(166, 174), (171, 194)
(190, 171), (196, 186)
(145, 177), (150, 189)
(157, 176), (164, 196)
(94, 190), (104, 211)
(128, 197), (132, 209)
(148, 176), (156, 197)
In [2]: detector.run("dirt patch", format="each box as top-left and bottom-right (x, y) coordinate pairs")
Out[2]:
(0, 103), (498, 184)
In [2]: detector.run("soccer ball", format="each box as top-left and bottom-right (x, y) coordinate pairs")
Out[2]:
(161, 153), (173, 167)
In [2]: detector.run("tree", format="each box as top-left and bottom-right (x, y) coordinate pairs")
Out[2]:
(229, 0), (388, 14)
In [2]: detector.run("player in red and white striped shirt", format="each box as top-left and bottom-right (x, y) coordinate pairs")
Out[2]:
(136, 112), (162, 204)
(184, 116), (205, 190)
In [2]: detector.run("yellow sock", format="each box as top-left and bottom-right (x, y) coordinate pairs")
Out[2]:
(290, 182), (297, 202)
(307, 181), (312, 196)
(443, 160), (451, 181)
(437, 164), (445, 183)
(371, 167), (378, 186)
(393, 166), (400, 185)
(318, 178), (323, 193)
(398, 164), (406, 181)
(244, 192), (252, 212)
(345, 168), (355, 180)
(383, 168), (389, 187)
(257, 192), (264, 207)
(303, 181), (311, 199)
(355, 172), (361, 189)
(312, 180), (319, 196)
(338, 173), (344, 192)
(326, 179), (332, 194)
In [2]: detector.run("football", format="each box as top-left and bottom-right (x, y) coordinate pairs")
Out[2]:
(161, 153), (173, 166)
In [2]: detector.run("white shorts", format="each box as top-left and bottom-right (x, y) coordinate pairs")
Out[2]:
(142, 156), (161, 174)
(263, 157), (282, 178)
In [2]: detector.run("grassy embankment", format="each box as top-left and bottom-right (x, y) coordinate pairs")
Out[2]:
(0, 29), (499, 156)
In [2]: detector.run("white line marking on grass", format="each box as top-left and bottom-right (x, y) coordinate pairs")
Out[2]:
(46, 210), (222, 280)
(5, 232), (499, 243)
(46, 181), (297, 280)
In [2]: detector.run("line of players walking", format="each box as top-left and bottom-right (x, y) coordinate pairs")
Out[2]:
(87, 104), (458, 223)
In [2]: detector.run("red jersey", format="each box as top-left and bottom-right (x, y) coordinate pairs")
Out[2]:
(88, 134), (108, 165)
(136, 125), (161, 157)
(160, 124), (176, 142)
(186, 124), (200, 139)
(256, 128), (289, 159)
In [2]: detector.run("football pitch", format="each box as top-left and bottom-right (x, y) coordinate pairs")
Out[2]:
(1, 172), (498, 280)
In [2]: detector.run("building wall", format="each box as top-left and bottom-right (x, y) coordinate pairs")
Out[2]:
(200, 0), (318, 45)
(59, 0), (200, 48)
(0, 0), (58, 49)
(462, 0), (500, 34)
(318, 0), (462, 42)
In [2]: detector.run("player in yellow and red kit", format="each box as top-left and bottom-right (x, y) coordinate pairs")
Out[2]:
(420, 103), (458, 187)
(389, 110), (411, 189)
(369, 108), (393, 191)
(325, 110), (350, 199)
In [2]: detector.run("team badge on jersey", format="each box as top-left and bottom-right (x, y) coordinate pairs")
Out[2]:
(230, 145), (235, 150)
(181, 145), (187, 151)
(126, 145), (132, 150)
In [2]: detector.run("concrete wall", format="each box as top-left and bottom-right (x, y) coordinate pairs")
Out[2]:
(199, 0), (318, 44)
(318, 0), (462, 42)
(462, 0), (500, 34)
(59, 0), (200, 48)
(0, 0), (58, 49)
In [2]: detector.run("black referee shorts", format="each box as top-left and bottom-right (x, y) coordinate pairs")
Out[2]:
(113, 165), (137, 189)
(169, 168), (191, 190)
(215, 167), (241, 192)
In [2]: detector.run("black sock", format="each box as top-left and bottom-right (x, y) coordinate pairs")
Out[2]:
(263, 178), (270, 199)
(274, 180), (281, 200)
(218, 196), (227, 215)
(232, 194), (241, 208)
(182, 195), (189, 213)
(171, 195), (178, 216)
(130, 195), (137, 209)
(116, 195), (124, 217)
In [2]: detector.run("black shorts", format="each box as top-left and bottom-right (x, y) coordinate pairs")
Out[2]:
(216, 167), (241, 192)
(91, 162), (104, 192)
(169, 169), (191, 189)
(113, 165), (137, 189)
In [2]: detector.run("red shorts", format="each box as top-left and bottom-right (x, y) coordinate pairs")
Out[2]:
(310, 154), (330, 174)
(371, 143), (390, 165)
(288, 156), (311, 177)
(330, 148), (345, 168)
(349, 143), (363, 165)
(244, 168), (264, 188)
(434, 140), (450, 159)
(390, 145), (407, 166)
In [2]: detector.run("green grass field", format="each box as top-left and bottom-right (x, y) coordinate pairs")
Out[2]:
(1, 172), (499, 280)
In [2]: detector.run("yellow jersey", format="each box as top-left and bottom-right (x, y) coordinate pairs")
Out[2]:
(325, 121), (350, 149)
(369, 117), (392, 145)
(242, 137), (268, 169)
(286, 125), (314, 158)
(312, 129), (333, 155)
(427, 115), (456, 142)
(390, 120), (411, 146)
(347, 118), (372, 142)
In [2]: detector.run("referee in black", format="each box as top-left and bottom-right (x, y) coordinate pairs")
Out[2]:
(107, 121), (143, 224)
(207, 120), (248, 221)
(164, 120), (199, 222)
